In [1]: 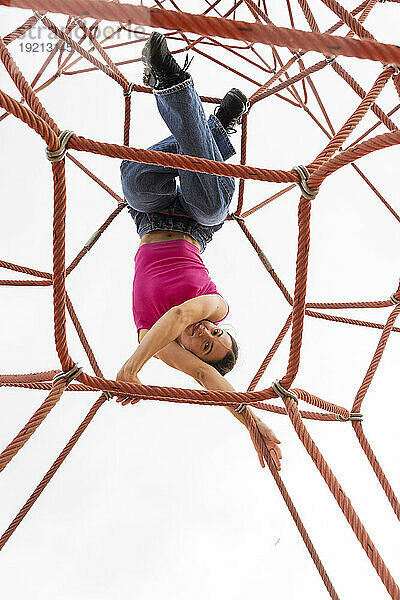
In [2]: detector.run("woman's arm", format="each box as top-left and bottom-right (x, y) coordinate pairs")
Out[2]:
(116, 317), (282, 469)
(155, 342), (282, 470)
(117, 294), (227, 381)
(155, 339), (246, 423)
(197, 363), (282, 470)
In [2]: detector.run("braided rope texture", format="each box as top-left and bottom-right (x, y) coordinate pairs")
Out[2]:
(0, 0), (399, 597)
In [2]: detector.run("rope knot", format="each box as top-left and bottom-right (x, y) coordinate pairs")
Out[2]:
(272, 380), (299, 404)
(52, 363), (83, 388)
(46, 130), (75, 162)
(292, 165), (319, 200)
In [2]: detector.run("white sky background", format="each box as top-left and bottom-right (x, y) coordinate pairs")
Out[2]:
(0, 1), (399, 598)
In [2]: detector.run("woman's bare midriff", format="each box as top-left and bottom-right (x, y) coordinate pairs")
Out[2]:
(139, 230), (201, 250)
(137, 230), (200, 343)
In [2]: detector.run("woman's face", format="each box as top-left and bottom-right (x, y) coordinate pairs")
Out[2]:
(177, 320), (232, 362)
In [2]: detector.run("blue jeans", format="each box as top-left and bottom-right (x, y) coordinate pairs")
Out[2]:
(120, 76), (236, 252)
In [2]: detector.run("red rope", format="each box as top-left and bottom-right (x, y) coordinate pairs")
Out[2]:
(2, 0), (400, 64)
(0, 379), (67, 473)
(282, 394), (400, 598)
(1, 2), (399, 596)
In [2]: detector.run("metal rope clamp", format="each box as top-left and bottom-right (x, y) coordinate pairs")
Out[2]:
(123, 83), (135, 98)
(383, 64), (400, 75)
(272, 380), (299, 404)
(230, 212), (245, 223)
(46, 130), (75, 163)
(52, 363), (83, 388)
(390, 293), (400, 305)
(292, 165), (319, 200)
(336, 412), (363, 422)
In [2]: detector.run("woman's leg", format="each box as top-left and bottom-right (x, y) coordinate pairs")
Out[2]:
(154, 77), (236, 227)
(120, 104), (235, 222)
(120, 135), (179, 212)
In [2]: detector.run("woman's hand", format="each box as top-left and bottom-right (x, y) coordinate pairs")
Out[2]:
(251, 417), (282, 470)
(116, 365), (142, 405)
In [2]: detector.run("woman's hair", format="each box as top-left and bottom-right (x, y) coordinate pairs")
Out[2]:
(207, 332), (238, 376)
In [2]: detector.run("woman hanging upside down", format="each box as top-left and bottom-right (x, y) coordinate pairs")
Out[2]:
(117, 32), (282, 470)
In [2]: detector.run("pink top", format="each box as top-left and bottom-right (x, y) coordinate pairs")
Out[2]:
(132, 240), (228, 332)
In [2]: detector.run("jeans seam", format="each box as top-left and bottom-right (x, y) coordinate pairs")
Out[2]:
(220, 179), (230, 197)
(219, 173), (234, 199)
(209, 114), (236, 158)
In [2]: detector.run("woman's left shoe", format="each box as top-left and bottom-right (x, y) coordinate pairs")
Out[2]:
(142, 32), (191, 90)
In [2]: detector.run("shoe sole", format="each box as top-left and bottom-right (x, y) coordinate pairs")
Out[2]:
(215, 88), (250, 133)
(229, 88), (250, 116)
(142, 32), (166, 87)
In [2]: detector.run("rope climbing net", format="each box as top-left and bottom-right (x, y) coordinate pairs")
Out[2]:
(0, 1), (400, 597)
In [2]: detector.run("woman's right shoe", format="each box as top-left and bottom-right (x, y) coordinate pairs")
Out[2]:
(142, 32), (191, 90)
(215, 89), (250, 134)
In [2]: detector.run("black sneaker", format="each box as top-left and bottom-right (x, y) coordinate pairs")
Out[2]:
(215, 88), (250, 134)
(142, 32), (191, 90)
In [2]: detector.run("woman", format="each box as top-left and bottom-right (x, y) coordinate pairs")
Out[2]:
(117, 32), (282, 470)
